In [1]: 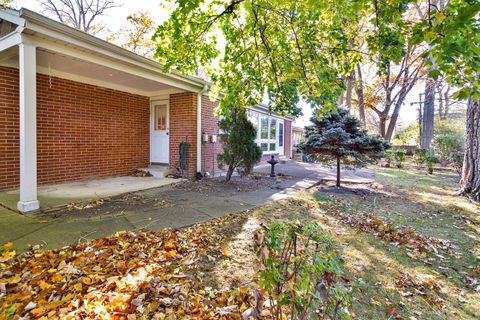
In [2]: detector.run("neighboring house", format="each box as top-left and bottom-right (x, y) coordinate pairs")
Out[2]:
(292, 125), (304, 148)
(0, 8), (293, 212)
(291, 125), (305, 160)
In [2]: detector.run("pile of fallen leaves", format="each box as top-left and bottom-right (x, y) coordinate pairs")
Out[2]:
(0, 217), (262, 319)
(131, 169), (153, 177)
(394, 273), (445, 306)
(319, 200), (454, 255)
(66, 199), (105, 211)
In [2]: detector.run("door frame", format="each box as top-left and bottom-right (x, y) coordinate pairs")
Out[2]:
(150, 99), (170, 164)
(277, 119), (285, 156)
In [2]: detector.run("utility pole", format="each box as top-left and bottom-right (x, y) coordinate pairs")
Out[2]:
(410, 93), (424, 146)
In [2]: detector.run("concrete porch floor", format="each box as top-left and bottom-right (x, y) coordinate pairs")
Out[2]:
(0, 175), (179, 212)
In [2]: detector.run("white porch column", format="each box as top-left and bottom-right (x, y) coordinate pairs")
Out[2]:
(196, 92), (202, 173)
(17, 42), (39, 212)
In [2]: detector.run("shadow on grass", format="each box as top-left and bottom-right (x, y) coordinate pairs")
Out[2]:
(341, 232), (477, 320)
(313, 190), (479, 282)
(245, 196), (480, 319)
(185, 212), (256, 290)
(308, 183), (480, 319)
(187, 189), (479, 319)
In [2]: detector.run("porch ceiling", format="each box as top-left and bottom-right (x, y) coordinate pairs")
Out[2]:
(0, 48), (183, 97)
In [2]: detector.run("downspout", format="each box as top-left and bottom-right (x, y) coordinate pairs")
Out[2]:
(196, 84), (208, 174)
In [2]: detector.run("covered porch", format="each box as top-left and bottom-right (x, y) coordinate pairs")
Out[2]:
(0, 8), (207, 212)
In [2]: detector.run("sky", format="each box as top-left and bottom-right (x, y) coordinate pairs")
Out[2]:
(14, 0), (168, 29)
(13, 0), (426, 129)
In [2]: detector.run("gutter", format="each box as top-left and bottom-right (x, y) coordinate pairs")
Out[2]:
(248, 105), (296, 120)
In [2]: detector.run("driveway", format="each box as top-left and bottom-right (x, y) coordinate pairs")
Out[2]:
(0, 161), (374, 252)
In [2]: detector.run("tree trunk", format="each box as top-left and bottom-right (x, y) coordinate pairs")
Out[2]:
(338, 90), (345, 107)
(225, 165), (235, 182)
(385, 92), (408, 141)
(421, 79), (435, 149)
(444, 86), (450, 119)
(458, 98), (480, 201)
(354, 63), (366, 126)
(379, 114), (387, 139)
(418, 104), (423, 144)
(437, 81), (445, 120)
(345, 71), (354, 110)
(336, 156), (341, 187)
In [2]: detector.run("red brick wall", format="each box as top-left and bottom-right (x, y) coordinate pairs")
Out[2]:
(284, 119), (292, 159)
(0, 67), (20, 190)
(200, 96), (223, 175)
(0, 66), (150, 190)
(169, 92), (198, 177)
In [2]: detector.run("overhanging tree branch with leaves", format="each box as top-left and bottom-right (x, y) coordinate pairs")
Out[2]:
(153, 0), (367, 116)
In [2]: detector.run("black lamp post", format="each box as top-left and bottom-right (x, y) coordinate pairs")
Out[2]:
(267, 155), (279, 177)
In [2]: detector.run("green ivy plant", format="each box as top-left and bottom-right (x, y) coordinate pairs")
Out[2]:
(257, 221), (350, 319)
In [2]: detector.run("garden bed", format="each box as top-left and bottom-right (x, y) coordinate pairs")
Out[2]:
(173, 173), (292, 195)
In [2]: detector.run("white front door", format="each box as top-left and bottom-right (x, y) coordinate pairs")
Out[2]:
(151, 102), (169, 163)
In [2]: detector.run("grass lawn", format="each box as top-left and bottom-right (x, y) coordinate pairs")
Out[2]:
(308, 165), (480, 319)
(1, 164), (479, 319)
(217, 163), (480, 319)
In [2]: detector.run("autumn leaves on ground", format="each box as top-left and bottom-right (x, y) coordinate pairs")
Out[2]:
(1, 164), (479, 319)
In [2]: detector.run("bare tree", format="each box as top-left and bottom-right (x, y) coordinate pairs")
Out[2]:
(365, 45), (424, 140)
(353, 63), (366, 126)
(345, 70), (354, 110)
(1, 0), (13, 8)
(38, 0), (120, 34)
(349, 13), (423, 136)
(416, 0), (446, 149)
(436, 79), (451, 120)
(421, 78), (435, 149)
(106, 11), (156, 57)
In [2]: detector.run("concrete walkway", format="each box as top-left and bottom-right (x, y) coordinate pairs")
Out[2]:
(0, 161), (374, 252)
(254, 160), (375, 184)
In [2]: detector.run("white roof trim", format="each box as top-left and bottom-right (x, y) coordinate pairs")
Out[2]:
(0, 31), (22, 52)
(0, 8), (209, 92)
(248, 106), (295, 120)
(0, 9), (26, 27)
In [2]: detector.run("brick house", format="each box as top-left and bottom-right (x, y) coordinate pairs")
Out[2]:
(0, 8), (293, 212)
